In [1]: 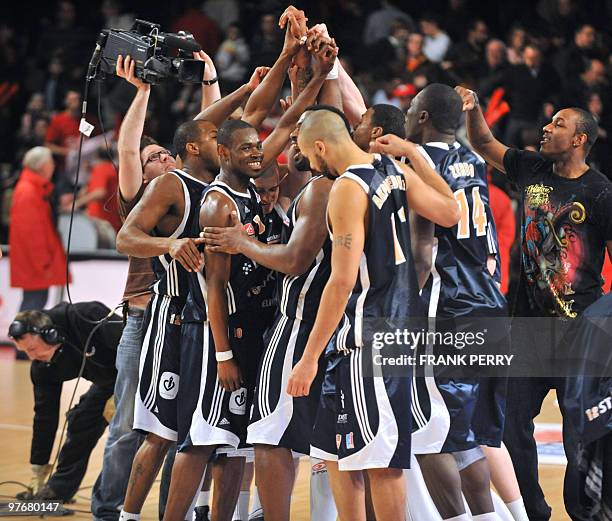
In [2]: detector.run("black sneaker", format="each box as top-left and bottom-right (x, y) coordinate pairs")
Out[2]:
(193, 505), (210, 521)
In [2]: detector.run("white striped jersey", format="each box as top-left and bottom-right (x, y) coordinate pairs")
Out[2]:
(415, 142), (506, 318)
(151, 169), (208, 302)
(277, 176), (332, 324)
(334, 154), (421, 354)
(181, 180), (267, 323)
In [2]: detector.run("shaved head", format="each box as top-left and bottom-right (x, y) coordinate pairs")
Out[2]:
(297, 108), (358, 178)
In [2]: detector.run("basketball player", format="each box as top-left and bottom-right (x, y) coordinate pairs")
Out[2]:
(373, 83), (508, 521)
(114, 119), (219, 521)
(287, 108), (460, 521)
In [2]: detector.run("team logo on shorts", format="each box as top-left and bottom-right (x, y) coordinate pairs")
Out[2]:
(159, 372), (180, 400)
(230, 387), (247, 415)
(336, 434), (342, 449)
(311, 461), (327, 475)
(346, 432), (354, 450)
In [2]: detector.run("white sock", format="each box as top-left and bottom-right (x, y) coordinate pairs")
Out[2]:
(233, 490), (250, 520)
(248, 485), (263, 519)
(472, 513), (502, 520)
(505, 498), (529, 521)
(196, 490), (209, 508)
(119, 511), (140, 521)
(443, 515), (470, 521)
(309, 458), (338, 521)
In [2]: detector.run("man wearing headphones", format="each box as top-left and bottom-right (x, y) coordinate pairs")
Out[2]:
(9, 301), (123, 503)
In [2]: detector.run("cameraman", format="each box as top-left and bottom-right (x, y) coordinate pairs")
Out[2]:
(10, 301), (122, 502)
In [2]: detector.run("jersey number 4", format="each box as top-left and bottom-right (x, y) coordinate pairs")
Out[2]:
(454, 187), (487, 239)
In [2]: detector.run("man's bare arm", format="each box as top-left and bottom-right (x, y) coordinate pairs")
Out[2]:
(203, 178), (332, 275)
(116, 55), (150, 202)
(410, 212), (434, 289)
(338, 59), (367, 128)
(195, 50), (221, 111)
(287, 178), (367, 396)
(455, 86), (508, 173)
(242, 23), (302, 128)
(116, 174), (204, 271)
(200, 193), (242, 392)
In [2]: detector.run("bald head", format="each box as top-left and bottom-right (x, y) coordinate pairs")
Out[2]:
(299, 109), (352, 146)
(297, 109), (357, 178)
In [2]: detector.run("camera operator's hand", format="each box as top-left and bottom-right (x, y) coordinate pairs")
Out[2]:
(169, 237), (206, 272)
(192, 50), (217, 82)
(116, 55), (149, 91)
(311, 37), (338, 78)
(247, 67), (270, 92)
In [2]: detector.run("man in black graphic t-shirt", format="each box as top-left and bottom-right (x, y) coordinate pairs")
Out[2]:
(458, 85), (612, 521)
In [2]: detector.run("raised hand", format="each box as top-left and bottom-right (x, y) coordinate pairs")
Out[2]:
(247, 66), (271, 91)
(279, 5), (308, 40)
(455, 86), (478, 112)
(192, 50), (217, 81)
(116, 55), (149, 90)
(311, 36), (338, 77)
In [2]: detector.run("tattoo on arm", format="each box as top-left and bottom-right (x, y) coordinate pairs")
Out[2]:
(334, 234), (353, 250)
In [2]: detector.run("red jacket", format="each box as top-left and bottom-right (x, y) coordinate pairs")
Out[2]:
(488, 180), (516, 295)
(9, 168), (68, 290)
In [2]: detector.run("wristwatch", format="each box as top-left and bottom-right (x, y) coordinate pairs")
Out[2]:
(202, 77), (218, 85)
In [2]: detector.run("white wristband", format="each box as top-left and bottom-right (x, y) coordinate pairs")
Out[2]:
(216, 350), (234, 362)
(326, 59), (339, 80)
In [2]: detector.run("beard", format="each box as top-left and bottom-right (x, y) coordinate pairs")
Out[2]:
(314, 152), (337, 179)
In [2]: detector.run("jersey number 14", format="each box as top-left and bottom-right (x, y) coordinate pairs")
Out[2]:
(454, 187), (487, 239)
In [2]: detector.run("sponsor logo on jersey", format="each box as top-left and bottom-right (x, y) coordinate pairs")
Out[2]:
(243, 222), (256, 236)
(159, 372), (180, 400)
(230, 387), (247, 415)
(253, 214), (266, 234)
(337, 413), (348, 424)
(585, 395), (612, 421)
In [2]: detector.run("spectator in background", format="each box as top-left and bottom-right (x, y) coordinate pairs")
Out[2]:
(216, 24), (250, 93)
(371, 78), (402, 108)
(478, 39), (509, 96)
(72, 149), (121, 233)
(444, 19), (489, 86)
(554, 24), (602, 80)
(562, 58), (608, 109)
(403, 32), (452, 89)
(586, 92), (612, 176)
(420, 14), (451, 64)
(365, 19), (410, 79)
(202, 0), (240, 33)
(172, 1), (220, 55)
(45, 90), (81, 173)
(487, 171), (516, 295)
(19, 93), (48, 155)
(503, 44), (561, 147)
(249, 13), (283, 68)
(443, 0), (471, 43)
(9, 147), (67, 315)
(392, 83), (416, 112)
(42, 56), (70, 113)
(506, 25), (527, 65)
(100, 0), (133, 31)
(363, 0), (415, 46)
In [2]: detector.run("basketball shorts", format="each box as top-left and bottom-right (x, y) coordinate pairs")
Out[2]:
(133, 293), (182, 441)
(177, 312), (265, 451)
(310, 349), (412, 470)
(247, 314), (326, 454)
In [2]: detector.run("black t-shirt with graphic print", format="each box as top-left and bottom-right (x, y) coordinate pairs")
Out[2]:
(504, 148), (612, 318)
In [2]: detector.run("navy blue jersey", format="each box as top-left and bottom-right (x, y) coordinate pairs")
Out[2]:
(277, 176), (332, 324)
(416, 142), (506, 318)
(247, 205), (290, 324)
(182, 180), (267, 323)
(335, 154), (421, 354)
(151, 169), (208, 302)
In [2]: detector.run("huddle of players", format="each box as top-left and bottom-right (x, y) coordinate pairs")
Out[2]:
(114, 10), (515, 521)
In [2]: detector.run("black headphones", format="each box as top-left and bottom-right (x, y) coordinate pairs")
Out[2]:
(8, 320), (64, 345)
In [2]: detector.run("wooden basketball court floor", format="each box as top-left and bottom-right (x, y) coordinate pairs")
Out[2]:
(0, 352), (570, 520)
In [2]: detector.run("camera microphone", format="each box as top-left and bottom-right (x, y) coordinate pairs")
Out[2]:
(87, 31), (109, 81)
(156, 33), (202, 53)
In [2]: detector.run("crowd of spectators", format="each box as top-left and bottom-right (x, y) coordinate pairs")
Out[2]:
(1, 0), (611, 254)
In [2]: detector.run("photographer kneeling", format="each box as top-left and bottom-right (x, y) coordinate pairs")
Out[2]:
(10, 301), (122, 502)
